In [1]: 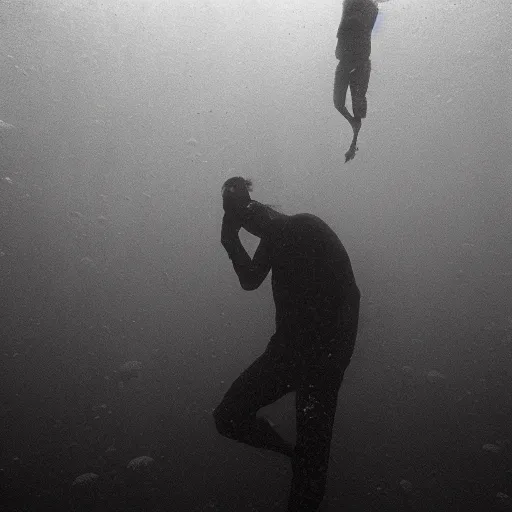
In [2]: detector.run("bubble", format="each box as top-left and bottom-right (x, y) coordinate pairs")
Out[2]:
(0, 119), (14, 130)
(79, 256), (96, 269)
(399, 479), (413, 493)
(426, 370), (446, 383)
(127, 455), (155, 473)
(72, 473), (99, 486)
(118, 360), (142, 382)
(482, 443), (502, 454)
(119, 360), (142, 372)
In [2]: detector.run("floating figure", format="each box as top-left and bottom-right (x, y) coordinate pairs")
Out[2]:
(333, 0), (379, 162)
(214, 177), (361, 512)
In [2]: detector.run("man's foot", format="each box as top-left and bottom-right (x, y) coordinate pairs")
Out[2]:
(345, 144), (358, 163)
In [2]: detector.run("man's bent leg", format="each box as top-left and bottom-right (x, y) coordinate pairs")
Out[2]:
(213, 347), (297, 458)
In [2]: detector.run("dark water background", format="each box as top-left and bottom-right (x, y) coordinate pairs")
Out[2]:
(1, 0), (511, 510)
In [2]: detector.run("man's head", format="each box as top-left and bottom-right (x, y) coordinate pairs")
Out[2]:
(221, 177), (276, 238)
(221, 177), (252, 216)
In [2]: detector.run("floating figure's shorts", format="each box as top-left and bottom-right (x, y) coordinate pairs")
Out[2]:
(333, 58), (371, 119)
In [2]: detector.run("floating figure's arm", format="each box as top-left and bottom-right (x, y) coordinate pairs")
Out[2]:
(221, 214), (271, 291)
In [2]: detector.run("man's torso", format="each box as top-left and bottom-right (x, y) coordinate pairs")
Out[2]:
(337, 0), (378, 62)
(269, 213), (356, 329)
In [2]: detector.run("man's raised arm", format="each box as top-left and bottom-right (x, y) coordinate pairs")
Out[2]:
(221, 214), (271, 291)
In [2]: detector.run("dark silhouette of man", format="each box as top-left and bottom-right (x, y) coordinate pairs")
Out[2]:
(334, 0), (379, 162)
(213, 177), (361, 511)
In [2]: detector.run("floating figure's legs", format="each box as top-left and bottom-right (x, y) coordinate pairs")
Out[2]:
(334, 59), (371, 163)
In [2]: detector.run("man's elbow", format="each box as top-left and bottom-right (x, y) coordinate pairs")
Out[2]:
(240, 275), (263, 291)
(241, 280), (259, 291)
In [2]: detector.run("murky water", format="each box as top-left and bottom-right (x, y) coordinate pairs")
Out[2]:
(1, 0), (510, 510)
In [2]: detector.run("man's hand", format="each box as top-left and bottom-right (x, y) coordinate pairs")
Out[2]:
(221, 213), (242, 250)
